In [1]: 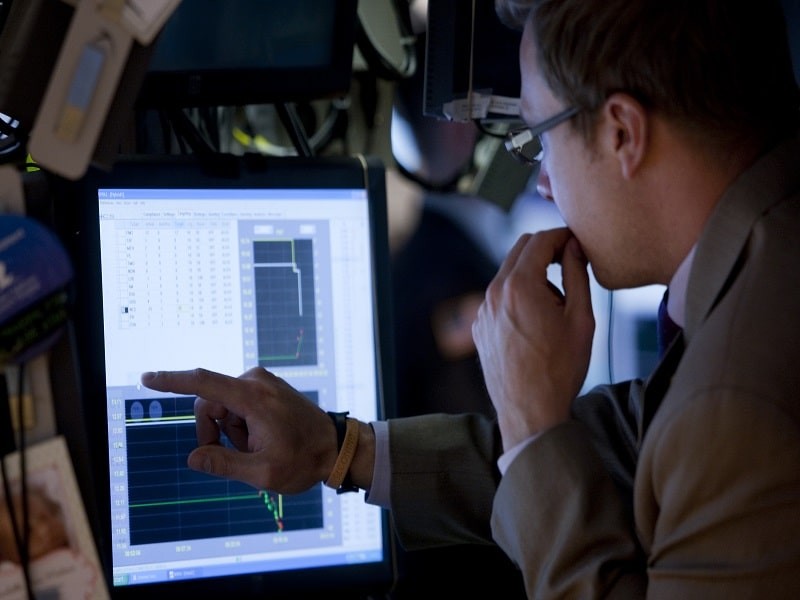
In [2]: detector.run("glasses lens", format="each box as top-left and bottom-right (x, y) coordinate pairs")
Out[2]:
(506, 128), (543, 164)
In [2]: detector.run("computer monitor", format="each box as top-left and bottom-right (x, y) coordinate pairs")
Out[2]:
(424, 0), (522, 122)
(56, 153), (396, 598)
(136, 0), (358, 108)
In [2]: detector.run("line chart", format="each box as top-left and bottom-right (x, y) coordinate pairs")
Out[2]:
(124, 395), (323, 545)
(253, 238), (318, 367)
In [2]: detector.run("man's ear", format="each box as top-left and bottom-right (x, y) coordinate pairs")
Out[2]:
(602, 92), (648, 179)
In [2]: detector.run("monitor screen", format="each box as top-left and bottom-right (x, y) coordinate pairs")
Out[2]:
(56, 154), (395, 598)
(136, 0), (358, 108)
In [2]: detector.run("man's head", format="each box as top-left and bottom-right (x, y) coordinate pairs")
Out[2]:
(496, 0), (799, 288)
(497, 0), (798, 152)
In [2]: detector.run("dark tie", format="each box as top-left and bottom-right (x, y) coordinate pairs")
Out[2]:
(657, 289), (682, 357)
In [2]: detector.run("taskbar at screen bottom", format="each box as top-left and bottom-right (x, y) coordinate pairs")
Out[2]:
(113, 548), (387, 586)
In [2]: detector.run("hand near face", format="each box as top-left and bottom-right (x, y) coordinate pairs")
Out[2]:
(141, 367), (337, 494)
(472, 227), (595, 451)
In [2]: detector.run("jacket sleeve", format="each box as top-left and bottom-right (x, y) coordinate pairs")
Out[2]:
(387, 381), (644, 554)
(491, 420), (647, 599)
(388, 412), (503, 549)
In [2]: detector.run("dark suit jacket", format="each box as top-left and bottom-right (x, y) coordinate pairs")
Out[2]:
(388, 132), (800, 598)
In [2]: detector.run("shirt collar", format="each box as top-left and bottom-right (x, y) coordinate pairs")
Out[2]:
(666, 245), (696, 329)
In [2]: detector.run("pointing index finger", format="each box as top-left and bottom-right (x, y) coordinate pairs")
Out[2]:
(141, 368), (254, 415)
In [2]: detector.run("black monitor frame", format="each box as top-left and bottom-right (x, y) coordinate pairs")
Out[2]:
(52, 153), (396, 599)
(135, 0), (359, 109)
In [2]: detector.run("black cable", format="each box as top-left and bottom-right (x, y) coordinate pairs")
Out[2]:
(200, 107), (220, 151)
(326, 98), (351, 154)
(187, 107), (219, 154)
(607, 290), (615, 383)
(392, 158), (464, 194)
(0, 365), (34, 600)
(391, 0), (414, 39)
(0, 374), (14, 457)
(158, 109), (173, 154)
(166, 108), (215, 156)
(356, 72), (380, 154)
(309, 101), (347, 154)
(17, 363), (29, 585)
(174, 127), (188, 155)
(275, 103), (314, 158)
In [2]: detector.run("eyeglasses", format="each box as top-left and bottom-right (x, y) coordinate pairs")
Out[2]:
(505, 106), (581, 165)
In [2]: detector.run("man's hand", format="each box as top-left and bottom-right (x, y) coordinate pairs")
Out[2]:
(141, 367), (341, 493)
(472, 228), (595, 451)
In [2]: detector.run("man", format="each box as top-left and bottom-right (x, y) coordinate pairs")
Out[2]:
(142, 0), (800, 596)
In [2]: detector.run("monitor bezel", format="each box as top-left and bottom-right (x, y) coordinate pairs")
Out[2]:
(53, 152), (396, 599)
(134, 0), (359, 109)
